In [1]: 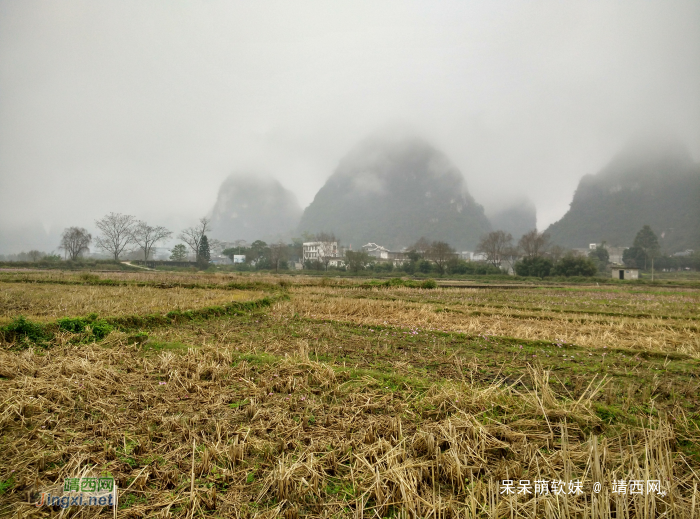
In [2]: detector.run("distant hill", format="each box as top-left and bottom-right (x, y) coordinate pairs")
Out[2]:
(210, 174), (302, 243)
(546, 138), (700, 252)
(487, 199), (537, 241)
(298, 134), (491, 250)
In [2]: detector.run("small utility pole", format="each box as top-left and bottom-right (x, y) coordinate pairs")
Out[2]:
(651, 256), (654, 282)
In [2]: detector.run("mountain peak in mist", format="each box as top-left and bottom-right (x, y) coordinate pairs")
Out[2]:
(210, 173), (302, 243)
(546, 136), (700, 251)
(298, 134), (491, 250)
(487, 198), (537, 240)
(603, 132), (693, 180)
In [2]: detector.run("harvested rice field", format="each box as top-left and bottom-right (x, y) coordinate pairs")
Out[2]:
(0, 282), (265, 324)
(289, 285), (700, 357)
(1, 271), (699, 518)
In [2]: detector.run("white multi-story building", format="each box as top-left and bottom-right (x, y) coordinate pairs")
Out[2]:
(302, 241), (339, 263)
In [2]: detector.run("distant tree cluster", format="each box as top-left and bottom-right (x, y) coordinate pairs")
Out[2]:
(588, 243), (610, 273)
(8, 215), (694, 279)
(474, 228), (599, 278)
(622, 225), (660, 270)
(339, 238), (501, 276)
(47, 213), (211, 267)
(0, 250), (61, 263)
(222, 239), (299, 272)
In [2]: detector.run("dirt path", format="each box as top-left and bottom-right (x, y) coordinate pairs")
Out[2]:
(121, 261), (154, 271)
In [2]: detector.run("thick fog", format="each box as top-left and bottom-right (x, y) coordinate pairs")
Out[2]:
(1, 1), (699, 253)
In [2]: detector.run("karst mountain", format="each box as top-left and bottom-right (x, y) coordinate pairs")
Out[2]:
(297, 134), (491, 250)
(546, 136), (700, 252)
(210, 173), (302, 243)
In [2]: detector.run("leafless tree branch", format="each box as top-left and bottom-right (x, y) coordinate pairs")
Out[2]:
(59, 227), (92, 260)
(95, 213), (137, 261)
(131, 221), (172, 264)
(178, 217), (211, 261)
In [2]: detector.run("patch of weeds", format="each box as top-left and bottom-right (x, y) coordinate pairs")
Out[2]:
(118, 440), (140, 468)
(0, 476), (15, 495)
(228, 399), (250, 409)
(339, 366), (430, 395)
(678, 437), (700, 463)
(595, 404), (622, 424)
(57, 314), (113, 341)
(325, 479), (355, 499)
(360, 278), (423, 289)
(79, 273), (101, 283)
(141, 341), (190, 354)
(118, 492), (148, 509)
(232, 352), (278, 366)
(421, 279), (437, 289)
(127, 331), (149, 345)
(0, 316), (50, 347)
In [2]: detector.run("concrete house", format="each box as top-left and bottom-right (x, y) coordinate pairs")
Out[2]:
(363, 243), (409, 266)
(302, 241), (338, 262)
(362, 242), (390, 259)
(612, 267), (639, 280)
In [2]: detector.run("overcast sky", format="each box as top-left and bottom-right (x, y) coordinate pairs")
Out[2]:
(1, 1), (699, 253)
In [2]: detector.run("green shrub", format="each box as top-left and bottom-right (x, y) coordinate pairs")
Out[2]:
(56, 314), (114, 340)
(421, 279), (438, 289)
(417, 260), (433, 274)
(79, 273), (101, 283)
(514, 257), (554, 277)
(551, 254), (598, 277)
(0, 316), (50, 346)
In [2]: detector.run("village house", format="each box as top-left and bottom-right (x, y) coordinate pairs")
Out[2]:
(302, 240), (346, 269)
(302, 241), (338, 262)
(362, 242), (390, 259)
(363, 242), (408, 266)
(612, 267), (639, 280)
(327, 257), (345, 268)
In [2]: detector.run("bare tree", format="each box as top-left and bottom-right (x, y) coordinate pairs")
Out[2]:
(410, 237), (431, 254)
(95, 212), (137, 260)
(314, 232), (338, 270)
(28, 250), (44, 262)
(269, 241), (288, 273)
(208, 239), (225, 258)
(131, 221), (172, 264)
(179, 217), (211, 262)
(59, 227), (92, 260)
(476, 230), (513, 267)
(518, 229), (550, 259)
(548, 245), (566, 262)
(427, 241), (456, 274)
(501, 245), (521, 274)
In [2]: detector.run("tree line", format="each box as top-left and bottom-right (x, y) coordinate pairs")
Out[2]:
(4, 217), (696, 277)
(51, 214), (214, 268)
(474, 229), (599, 277)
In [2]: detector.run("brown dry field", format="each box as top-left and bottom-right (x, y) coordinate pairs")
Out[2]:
(288, 285), (700, 357)
(0, 282), (264, 325)
(1, 272), (699, 518)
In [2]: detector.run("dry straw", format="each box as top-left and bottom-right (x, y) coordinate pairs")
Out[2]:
(1, 272), (698, 517)
(1, 340), (697, 518)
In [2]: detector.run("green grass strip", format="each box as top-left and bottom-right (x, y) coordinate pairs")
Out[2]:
(0, 276), (285, 292)
(0, 293), (286, 350)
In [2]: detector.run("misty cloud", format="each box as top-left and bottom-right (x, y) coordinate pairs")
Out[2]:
(209, 173), (301, 243)
(1, 1), (699, 253)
